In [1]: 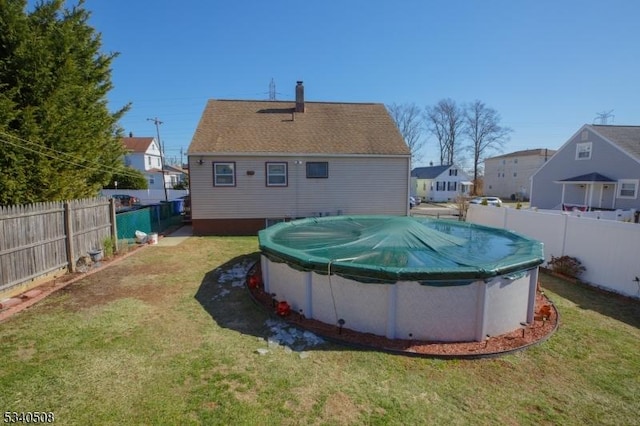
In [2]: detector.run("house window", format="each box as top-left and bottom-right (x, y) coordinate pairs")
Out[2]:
(213, 162), (235, 186)
(147, 156), (152, 166)
(576, 142), (592, 160)
(447, 181), (457, 191)
(448, 169), (458, 176)
(306, 162), (328, 178)
(617, 179), (638, 199)
(266, 162), (288, 186)
(513, 172), (517, 177)
(514, 159), (518, 164)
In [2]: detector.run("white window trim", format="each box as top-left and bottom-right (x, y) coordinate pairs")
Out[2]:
(266, 162), (288, 187)
(213, 162), (236, 187)
(617, 179), (638, 199)
(575, 142), (592, 160)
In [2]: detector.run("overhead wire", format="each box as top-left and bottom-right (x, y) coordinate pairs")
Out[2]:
(0, 130), (156, 179)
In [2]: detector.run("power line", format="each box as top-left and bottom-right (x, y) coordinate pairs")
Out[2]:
(0, 131), (147, 179)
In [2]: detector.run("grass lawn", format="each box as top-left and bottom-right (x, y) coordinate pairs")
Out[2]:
(1, 235), (638, 425)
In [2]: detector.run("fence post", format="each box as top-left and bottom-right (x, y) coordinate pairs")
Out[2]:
(109, 198), (118, 252)
(64, 201), (76, 273)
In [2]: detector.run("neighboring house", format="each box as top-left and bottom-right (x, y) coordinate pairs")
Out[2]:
(122, 136), (182, 190)
(164, 164), (188, 188)
(531, 124), (640, 210)
(484, 148), (556, 200)
(187, 82), (411, 236)
(410, 165), (472, 202)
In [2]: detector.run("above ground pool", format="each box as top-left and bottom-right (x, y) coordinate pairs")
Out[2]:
(258, 215), (544, 342)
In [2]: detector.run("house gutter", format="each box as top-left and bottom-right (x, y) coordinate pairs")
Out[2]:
(187, 152), (411, 159)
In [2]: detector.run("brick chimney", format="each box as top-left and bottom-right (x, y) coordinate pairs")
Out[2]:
(295, 81), (305, 113)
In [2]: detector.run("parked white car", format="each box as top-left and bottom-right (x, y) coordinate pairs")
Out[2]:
(469, 196), (502, 206)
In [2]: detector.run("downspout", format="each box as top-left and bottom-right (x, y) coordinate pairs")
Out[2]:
(406, 156), (411, 216)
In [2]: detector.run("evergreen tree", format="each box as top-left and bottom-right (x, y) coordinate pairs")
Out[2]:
(0, 0), (129, 205)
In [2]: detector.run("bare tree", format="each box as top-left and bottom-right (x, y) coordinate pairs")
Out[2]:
(425, 99), (465, 166)
(387, 103), (425, 163)
(464, 100), (512, 195)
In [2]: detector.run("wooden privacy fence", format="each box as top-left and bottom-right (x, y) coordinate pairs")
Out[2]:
(0, 198), (116, 295)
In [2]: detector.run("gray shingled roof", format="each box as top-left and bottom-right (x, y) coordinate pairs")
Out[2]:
(188, 100), (410, 156)
(591, 125), (640, 160)
(411, 165), (451, 179)
(487, 148), (556, 160)
(557, 172), (617, 183)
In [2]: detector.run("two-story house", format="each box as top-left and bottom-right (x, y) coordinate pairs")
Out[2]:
(411, 164), (472, 202)
(484, 149), (556, 200)
(122, 136), (185, 190)
(531, 125), (640, 210)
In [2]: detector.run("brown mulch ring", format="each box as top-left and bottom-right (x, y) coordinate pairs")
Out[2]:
(248, 276), (558, 359)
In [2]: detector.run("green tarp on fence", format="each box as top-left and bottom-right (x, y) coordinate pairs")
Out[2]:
(116, 203), (183, 240)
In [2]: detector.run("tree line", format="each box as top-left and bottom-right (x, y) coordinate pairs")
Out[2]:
(387, 99), (512, 194)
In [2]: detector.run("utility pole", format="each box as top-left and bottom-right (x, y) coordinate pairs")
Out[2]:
(147, 117), (169, 203)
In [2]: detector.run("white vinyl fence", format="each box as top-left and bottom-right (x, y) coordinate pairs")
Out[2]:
(100, 189), (188, 205)
(466, 205), (640, 299)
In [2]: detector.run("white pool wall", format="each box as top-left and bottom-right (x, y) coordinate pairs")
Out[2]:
(261, 255), (538, 342)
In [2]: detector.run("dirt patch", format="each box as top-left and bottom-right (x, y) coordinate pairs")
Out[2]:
(0, 244), (150, 320)
(248, 268), (558, 358)
(57, 260), (180, 311)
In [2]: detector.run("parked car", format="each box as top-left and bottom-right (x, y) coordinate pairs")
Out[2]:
(409, 196), (416, 209)
(412, 196), (422, 205)
(111, 194), (140, 209)
(469, 196), (502, 206)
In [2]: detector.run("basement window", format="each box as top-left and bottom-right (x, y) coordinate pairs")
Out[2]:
(213, 162), (235, 186)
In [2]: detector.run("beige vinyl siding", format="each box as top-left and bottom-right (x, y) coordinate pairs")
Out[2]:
(190, 155), (410, 219)
(484, 154), (550, 199)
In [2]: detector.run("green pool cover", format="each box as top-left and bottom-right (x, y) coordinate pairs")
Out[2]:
(258, 215), (544, 283)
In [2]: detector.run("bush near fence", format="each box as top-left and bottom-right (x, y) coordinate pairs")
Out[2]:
(466, 204), (640, 299)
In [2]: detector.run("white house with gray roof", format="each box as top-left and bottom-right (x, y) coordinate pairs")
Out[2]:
(411, 164), (472, 202)
(530, 124), (640, 211)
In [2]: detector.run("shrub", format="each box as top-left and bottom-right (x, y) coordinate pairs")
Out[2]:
(548, 255), (585, 279)
(102, 236), (115, 258)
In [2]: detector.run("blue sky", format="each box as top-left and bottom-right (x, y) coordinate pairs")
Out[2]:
(78, 0), (639, 167)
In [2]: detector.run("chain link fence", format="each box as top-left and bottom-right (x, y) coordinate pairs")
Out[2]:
(116, 201), (184, 241)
